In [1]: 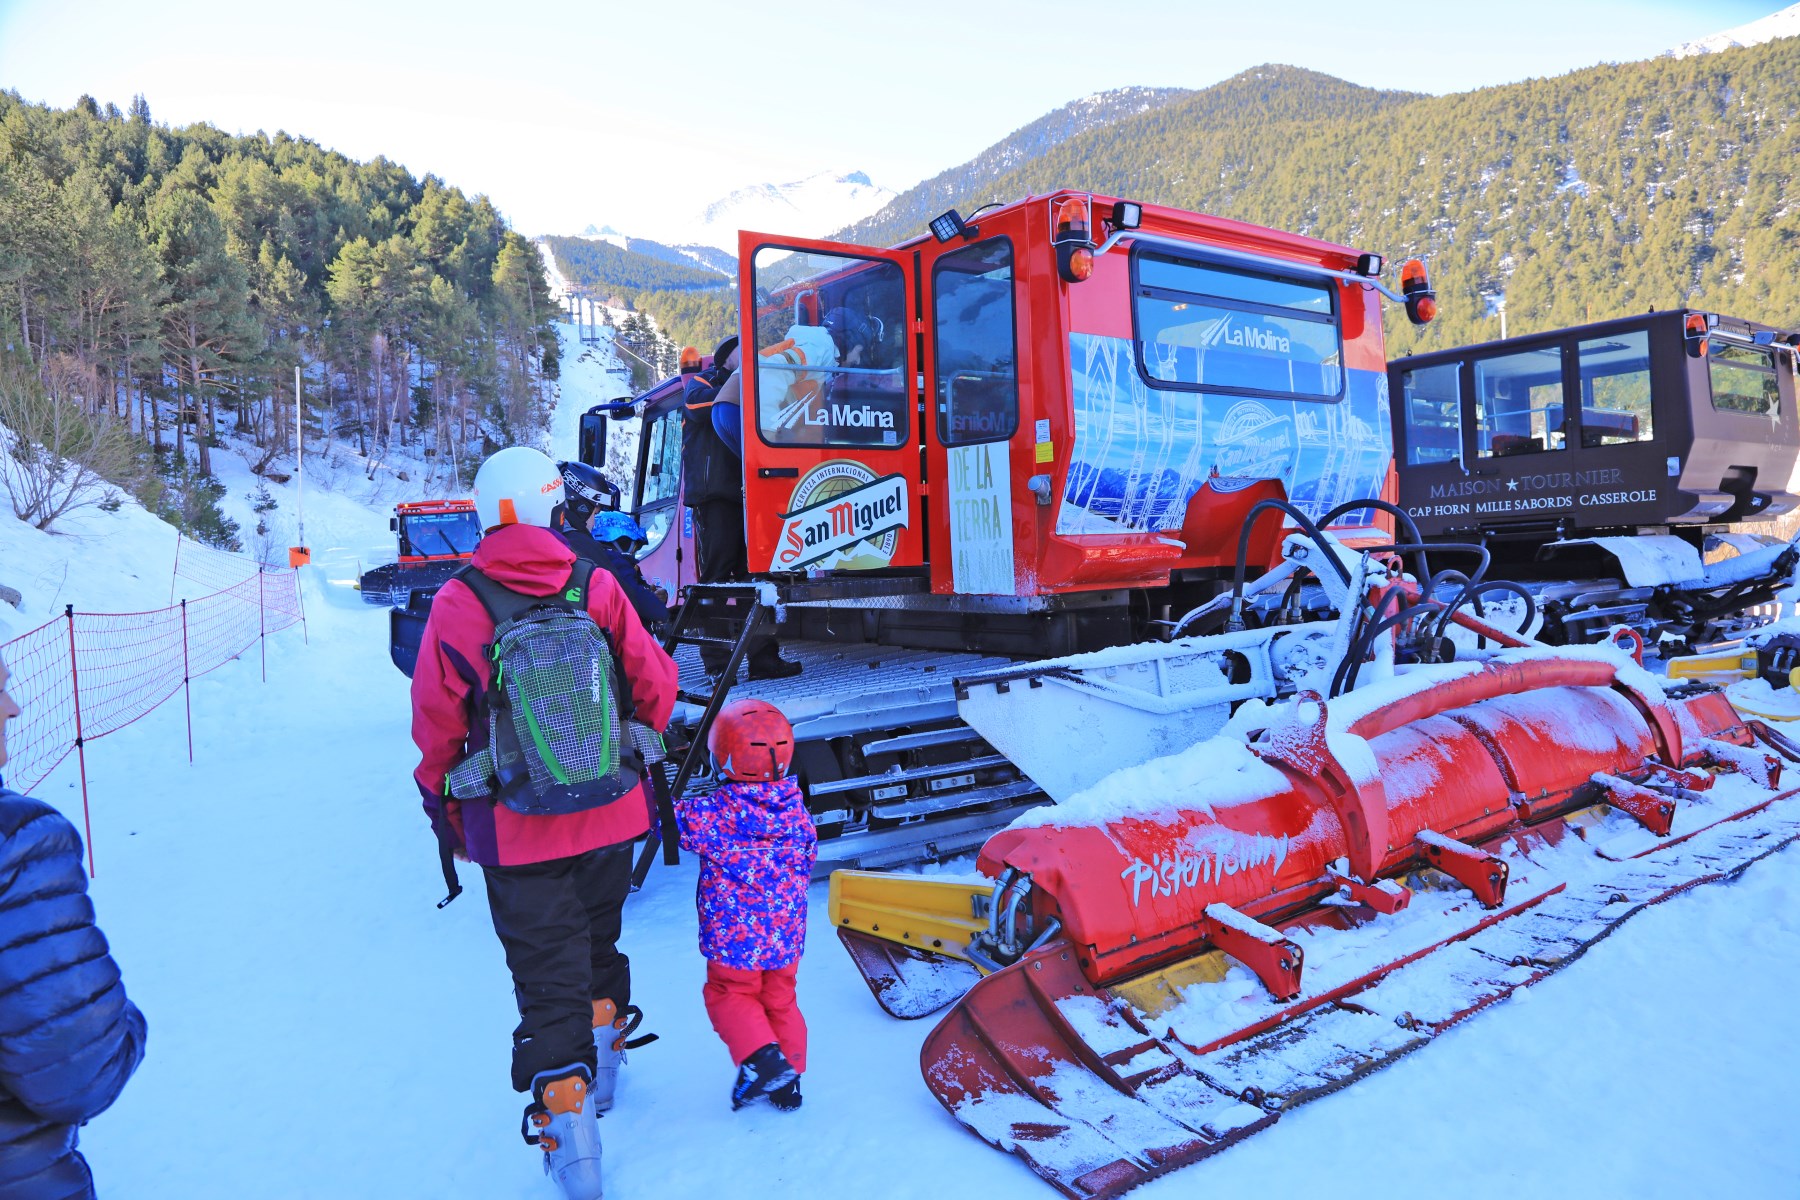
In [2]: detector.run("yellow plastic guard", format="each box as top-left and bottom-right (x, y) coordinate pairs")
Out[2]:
(827, 870), (993, 963)
(1664, 651), (1755, 684)
(1110, 948), (1235, 1019)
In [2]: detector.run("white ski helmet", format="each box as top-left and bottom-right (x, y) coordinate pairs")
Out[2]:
(473, 446), (565, 530)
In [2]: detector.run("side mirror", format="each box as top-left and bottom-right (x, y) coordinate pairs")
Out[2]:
(579, 411), (608, 468)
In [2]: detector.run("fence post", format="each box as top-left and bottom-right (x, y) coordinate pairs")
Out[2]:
(181, 599), (194, 764)
(170, 534), (182, 606)
(259, 569), (267, 683)
(64, 605), (95, 879)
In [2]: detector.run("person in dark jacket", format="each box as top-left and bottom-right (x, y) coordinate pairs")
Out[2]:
(681, 337), (800, 681)
(556, 460), (670, 638)
(0, 652), (146, 1200)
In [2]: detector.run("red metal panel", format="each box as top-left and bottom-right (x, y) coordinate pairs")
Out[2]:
(737, 231), (925, 575)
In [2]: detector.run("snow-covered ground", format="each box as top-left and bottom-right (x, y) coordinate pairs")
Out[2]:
(4, 320), (1800, 1197)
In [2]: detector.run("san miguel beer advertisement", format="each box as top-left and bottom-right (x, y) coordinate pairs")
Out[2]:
(774, 460), (909, 571)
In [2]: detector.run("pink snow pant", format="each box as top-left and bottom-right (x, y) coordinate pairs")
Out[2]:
(703, 960), (808, 1072)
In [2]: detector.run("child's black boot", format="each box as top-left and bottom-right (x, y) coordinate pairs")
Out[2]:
(730, 1043), (799, 1110)
(769, 1077), (802, 1112)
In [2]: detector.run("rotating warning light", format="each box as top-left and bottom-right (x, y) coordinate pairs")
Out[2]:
(1055, 195), (1096, 283)
(1399, 258), (1435, 326)
(930, 210), (968, 244)
(1111, 201), (1143, 230)
(1053, 196), (1093, 246)
(1685, 312), (1713, 357)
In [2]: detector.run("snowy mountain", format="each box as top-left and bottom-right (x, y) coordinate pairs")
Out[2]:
(664, 169), (896, 254)
(569, 169), (895, 269)
(576, 224), (629, 248)
(1666, 2), (1800, 57)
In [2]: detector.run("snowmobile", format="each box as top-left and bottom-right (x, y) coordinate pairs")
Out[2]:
(825, 520), (1800, 1197)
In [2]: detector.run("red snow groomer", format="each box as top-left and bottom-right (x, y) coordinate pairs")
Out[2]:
(581, 192), (1431, 872)
(828, 524), (1800, 1196)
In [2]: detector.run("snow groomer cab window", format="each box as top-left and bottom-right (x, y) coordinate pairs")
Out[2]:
(1709, 343), (1781, 416)
(933, 238), (1018, 446)
(751, 247), (909, 448)
(1131, 252), (1344, 400)
(740, 233), (924, 575)
(1475, 346), (1567, 457)
(1400, 362), (1462, 467)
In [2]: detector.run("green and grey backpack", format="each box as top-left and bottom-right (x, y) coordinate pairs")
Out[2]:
(445, 561), (641, 816)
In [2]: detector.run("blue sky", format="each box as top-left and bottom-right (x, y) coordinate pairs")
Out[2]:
(0, 0), (1780, 238)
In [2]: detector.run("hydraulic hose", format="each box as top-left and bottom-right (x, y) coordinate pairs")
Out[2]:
(1230, 499), (1348, 629)
(1319, 498), (1430, 588)
(1432, 579), (1538, 644)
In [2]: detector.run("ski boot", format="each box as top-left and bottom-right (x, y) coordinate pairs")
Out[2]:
(590, 1000), (657, 1113)
(730, 1043), (799, 1110)
(523, 1064), (603, 1200)
(769, 1077), (802, 1112)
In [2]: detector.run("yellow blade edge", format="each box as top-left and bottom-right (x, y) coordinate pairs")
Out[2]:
(1663, 651), (1755, 683)
(828, 870), (992, 964)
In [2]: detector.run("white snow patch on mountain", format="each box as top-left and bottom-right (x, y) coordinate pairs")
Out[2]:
(661, 169), (896, 254)
(1667, 2), (1800, 57)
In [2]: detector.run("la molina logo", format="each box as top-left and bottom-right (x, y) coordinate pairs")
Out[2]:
(775, 460), (908, 570)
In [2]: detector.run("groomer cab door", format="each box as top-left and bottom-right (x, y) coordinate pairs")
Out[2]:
(738, 232), (924, 575)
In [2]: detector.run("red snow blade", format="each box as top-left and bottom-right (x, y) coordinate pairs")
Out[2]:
(838, 928), (982, 1020)
(919, 944), (1271, 1198)
(921, 788), (1800, 1199)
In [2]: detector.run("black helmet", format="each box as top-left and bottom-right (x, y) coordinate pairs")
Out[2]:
(557, 460), (619, 525)
(822, 306), (879, 360)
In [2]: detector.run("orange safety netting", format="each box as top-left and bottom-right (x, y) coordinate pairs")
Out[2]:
(1, 547), (306, 807)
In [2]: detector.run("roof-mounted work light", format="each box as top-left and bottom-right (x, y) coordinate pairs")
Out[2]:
(930, 210), (968, 243)
(1355, 252), (1384, 278)
(1111, 201), (1143, 230)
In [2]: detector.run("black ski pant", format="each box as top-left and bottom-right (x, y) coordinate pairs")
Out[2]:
(689, 499), (781, 672)
(483, 842), (633, 1093)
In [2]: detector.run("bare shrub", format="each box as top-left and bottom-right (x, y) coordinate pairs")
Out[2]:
(0, 354), (143, 531)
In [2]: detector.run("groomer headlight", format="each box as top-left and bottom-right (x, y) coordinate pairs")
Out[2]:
(930, 210), (967, 244)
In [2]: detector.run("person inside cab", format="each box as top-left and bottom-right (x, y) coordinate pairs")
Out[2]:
(682, 339), (801, 681)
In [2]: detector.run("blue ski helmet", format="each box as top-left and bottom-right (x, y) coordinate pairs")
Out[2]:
(591, 509), (649, 547)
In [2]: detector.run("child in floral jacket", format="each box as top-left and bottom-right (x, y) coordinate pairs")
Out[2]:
(674, 699), (818, 1110)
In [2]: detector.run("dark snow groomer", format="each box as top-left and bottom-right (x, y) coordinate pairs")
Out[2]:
(410, 446), (677, 1200)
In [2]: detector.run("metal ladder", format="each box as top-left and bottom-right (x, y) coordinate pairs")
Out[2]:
(630, 582), (776, 889)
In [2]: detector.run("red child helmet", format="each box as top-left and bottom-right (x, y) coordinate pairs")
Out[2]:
(707, 699), (795, 783)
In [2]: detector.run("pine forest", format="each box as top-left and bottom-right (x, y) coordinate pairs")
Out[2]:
(0, 91), (557, 541)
